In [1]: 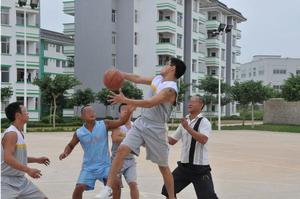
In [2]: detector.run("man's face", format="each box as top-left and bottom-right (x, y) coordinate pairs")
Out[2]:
(17, 105), (29, 123)
(81, 106), (96, 122)
(160, 61), (175, 76)
(188, 96), (203, 113)
(119, 105), (132, 120)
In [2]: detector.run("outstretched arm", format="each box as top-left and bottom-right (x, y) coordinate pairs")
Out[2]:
(108, 88), (176, 108)
(59, 132), (79, 160)
(122, 72), (153, 85)
(104, 105), (135, 130)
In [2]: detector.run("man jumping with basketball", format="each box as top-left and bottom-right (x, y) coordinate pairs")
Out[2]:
(95, 58), (186, 199)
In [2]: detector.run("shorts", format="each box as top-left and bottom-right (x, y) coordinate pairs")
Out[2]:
(77, 166), (110, 190)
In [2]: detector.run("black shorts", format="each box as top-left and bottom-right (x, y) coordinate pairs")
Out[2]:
(161, 162), (218, 199)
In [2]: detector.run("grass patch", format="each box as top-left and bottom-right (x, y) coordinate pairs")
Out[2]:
(214, 124), (300, 133)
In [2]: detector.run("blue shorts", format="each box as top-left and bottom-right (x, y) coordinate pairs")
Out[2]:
(77, 166), (110, 190)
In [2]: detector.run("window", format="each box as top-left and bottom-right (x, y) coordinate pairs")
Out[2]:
(222, 34), (225, 43)
(296, 70), (300, 75)
(44, 58), (48, 66)
(253, 68), (256, 76)
(1, 68), (9, 82)
(1, 99), (9, 111)
(259, 70), (264, 75)
(158, 55), (170, 66)
(232, 69), (235, 80)
(198, 62), (205, 74)
(273, 69), (286, 74)
(134, 10), (138, 23)
(177, 34), (182, 48)
(232, 36), (236, 46)
(192, 80), (197, 92)
(112, 54), (116, 67)
(221, 49), (225, 61)
(221, 66), (225, 78)
(193, 19), (197, 32)
(177, 12), (183, 27)
(56, 45), (60, 53)
(193, 0), (197, 12)
(112, 32), (116, 45)
(1, 37), (10, 54)
(112, 9), (116, 23)
(211, 52), (217, 57)
(134, 54), (138, 67)
(17, 40), (24, 54)
(44, 42), (48, 50)
(62, 61), (66, 68)
(177, 0), (183, 5)
(192, 59), (197, 72)
(1, 7), (9, 25)
(232, 52), (236, 63)
(241, 74), (246, 78)
(193, 39), (197, 52)
(56, 60), (60, 67)
(16, 12), (24, 25)
(17, 69), (24, 82)
(134, 32), (138, 45)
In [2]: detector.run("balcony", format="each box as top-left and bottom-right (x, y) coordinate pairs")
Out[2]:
(63, 1), (75, 16)
(63, 67), (75, 75)
(199, 32), (206, 42)
(206, 57), (220, 66)
(156, 19), (176, 33)
(16, 54), (39, 64)
(199, 13), (207, 23)
(157, 0), (176, 11)
(63, 45), (75, 56)
(206, 20), (220, 30)
(63, 23), (75, 36)
(156, 42), (176, 56)
(233, 45), (241, 55)
(206, 38), (220, 48)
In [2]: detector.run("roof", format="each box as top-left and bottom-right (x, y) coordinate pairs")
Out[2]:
(40, 29), (74, 45)
(201, 0), (247, 22)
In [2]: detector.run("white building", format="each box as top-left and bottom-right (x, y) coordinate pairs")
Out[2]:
(63, 0), (245, 117)
(239, 55), (300, 90)
(1, 0), (74, 121)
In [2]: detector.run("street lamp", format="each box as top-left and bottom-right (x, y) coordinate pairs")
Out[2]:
(212, 23), (232, 131)
(18, 0), (39, 133)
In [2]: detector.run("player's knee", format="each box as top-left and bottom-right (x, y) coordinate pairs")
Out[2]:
(129, 182), (138, 190)
(116, 145), (130, 157)
(74, 184), (86, 192)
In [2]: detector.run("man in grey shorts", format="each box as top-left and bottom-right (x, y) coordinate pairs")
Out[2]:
(111, 104), (139, 199)
(2, 102), (49, 199)
(95, 58), (186, 199)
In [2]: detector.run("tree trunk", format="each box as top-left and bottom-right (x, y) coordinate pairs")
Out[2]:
(251, 102), (254, 128)
(49, 102), (53, 124)
(53, 97), (57, 128)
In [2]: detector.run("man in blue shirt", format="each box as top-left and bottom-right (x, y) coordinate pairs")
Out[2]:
(59, 104), (133, 199)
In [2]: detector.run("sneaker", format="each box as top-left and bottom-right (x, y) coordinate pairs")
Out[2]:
(95, 186), (113, 199)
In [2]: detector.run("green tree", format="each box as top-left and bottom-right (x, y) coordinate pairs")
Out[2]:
(1, 87), (13, 101)
(177, 80), (190, 103)
(231, 81), (273, 127)
(197, 76), (230, 121)
(34, 74), (80, 127)
(281, 74), (300, 101)
(72, 88), (96, 115)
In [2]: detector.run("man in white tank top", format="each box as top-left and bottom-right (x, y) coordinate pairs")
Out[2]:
(1, 102), (49, 199)
(96, 58), (186, 199)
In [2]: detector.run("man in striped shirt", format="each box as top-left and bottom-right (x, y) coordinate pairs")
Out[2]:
(162, 95), (218, 199)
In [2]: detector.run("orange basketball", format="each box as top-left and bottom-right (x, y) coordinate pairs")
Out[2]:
(103, 69), (124, 91)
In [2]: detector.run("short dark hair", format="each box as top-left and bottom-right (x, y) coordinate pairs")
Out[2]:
(81, 104), (91, 114)
(170, 58), (186, 79)
(5, 102), (22, 122)
(118, 103), (127, 113)
(193, 95), (205, 110)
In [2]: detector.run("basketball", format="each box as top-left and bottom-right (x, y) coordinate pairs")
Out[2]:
(103, 69), (124, 91)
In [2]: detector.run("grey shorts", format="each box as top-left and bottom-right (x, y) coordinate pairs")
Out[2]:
(121, 117), (169, 166)
(1, 176), (46, 199)
(119, 159), (137, 185)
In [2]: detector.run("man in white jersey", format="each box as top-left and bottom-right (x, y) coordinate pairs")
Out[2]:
(95, 58), (186, 199)
(111, 104), (139, 199)
(162, 95), (218, 199)
(1, 102), (49, 199)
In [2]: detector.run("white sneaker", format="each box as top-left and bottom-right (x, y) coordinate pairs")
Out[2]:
(95, 186), (113, 199)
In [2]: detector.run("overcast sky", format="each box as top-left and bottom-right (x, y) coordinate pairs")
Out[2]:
(41, 0), (300, 63)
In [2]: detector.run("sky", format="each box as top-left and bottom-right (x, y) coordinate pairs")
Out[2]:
(41, 0), (300, 63)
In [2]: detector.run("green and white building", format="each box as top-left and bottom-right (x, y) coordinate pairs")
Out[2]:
(62, 0), (245, 118)
(1, 0), (74, 121)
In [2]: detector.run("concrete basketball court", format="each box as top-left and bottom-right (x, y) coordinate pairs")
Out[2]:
(24, 130), (300, 199)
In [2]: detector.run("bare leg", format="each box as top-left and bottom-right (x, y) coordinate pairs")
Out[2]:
(107, 145), (131, 188)
(158, 166), (175, 199)
(112, 177), (122, 199)
(72, 184), (87, 199)
(128, 182), (139, 199)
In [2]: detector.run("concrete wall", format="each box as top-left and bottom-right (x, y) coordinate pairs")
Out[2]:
(264, 98), (300, 125)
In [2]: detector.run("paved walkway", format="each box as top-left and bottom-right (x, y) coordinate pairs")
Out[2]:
(23, 130), (300, 199)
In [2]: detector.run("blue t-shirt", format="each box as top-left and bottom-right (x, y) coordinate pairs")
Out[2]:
(76, 120), (110, 172)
